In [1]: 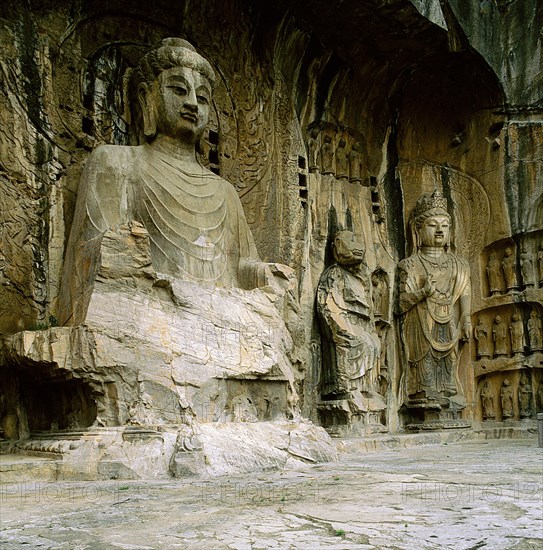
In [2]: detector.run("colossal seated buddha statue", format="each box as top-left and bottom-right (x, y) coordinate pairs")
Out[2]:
(59, 38), (267, 324)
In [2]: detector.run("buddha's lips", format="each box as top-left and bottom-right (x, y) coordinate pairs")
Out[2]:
(180, 112), (198, 122)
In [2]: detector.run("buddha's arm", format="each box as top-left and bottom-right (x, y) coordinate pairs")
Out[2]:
(231, 188), (273, 289)
(59, 146), (129, 324)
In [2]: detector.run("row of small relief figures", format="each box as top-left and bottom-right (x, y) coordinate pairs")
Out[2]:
(486, 240), (543, 297)
(306, 128), (366, 183)
(474, 308), (542, 359)
(480, 372), (539, 421)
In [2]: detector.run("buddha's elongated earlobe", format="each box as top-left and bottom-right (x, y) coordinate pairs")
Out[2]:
(138, 83), (157, 139)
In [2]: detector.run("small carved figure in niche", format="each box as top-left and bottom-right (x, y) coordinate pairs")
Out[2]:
(500, 378), (514, 419)
(376, 325), (389, 396)
(480, 379), (495, 420)
(397, 190), (471, 404)
(307, 128), (320, 173)
(474, 317), (491, 359)
(486, 250), (503, 296)
(527, 309), (543, 351)
(509, 311), (525, 355)
(518, 371), (533, 418)
(371, 270), (388, 319)
(335, 138), (349, 180)
(538, 243), (543, 286)
(502, 247), (518, 292)
(59, 38), (271, 323)
(519, 242), (535, 288)
(320, 135), (335, 175)
(492, 315), (508, 357)
(317, 231), (380, 399)
(348, 143), (363, 183)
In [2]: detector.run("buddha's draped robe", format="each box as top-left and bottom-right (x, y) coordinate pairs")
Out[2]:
(60, 144), (260, 324)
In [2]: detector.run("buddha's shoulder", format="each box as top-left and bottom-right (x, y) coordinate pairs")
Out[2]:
(208, 171), (241, 199)
(86, 144), (145, 169)
(398, 254), (420, 271)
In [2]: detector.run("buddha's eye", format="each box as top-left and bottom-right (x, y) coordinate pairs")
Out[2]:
(197, 94), (209, 105)
(169, 85), (187, 95)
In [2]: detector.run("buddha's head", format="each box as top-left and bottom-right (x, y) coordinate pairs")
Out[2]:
(130, 38), (216, 144)
(332, 231), (365, 266)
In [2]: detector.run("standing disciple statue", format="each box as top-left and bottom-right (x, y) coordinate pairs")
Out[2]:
(538, 243), (543, 286)
(509, 311), (525, 355)
(502, 247), (518, 292)
(492, 315), (508, 357)
(528, 309), (543, 351)
(474, 317), (491, 359)
(307, 128), (320, 173)
(519, 242), (535, 288)
(59, 38), (269, 324)
(371, 271), (388, 320)
(500, 379), (514, 419)
(320, 135), (335, 175)
(480, 379), (495, 420)
(334, 139), (349, 180)
(518, 372), (533, 418)
(486, 250), (503, 296)
(397, 190), (471, 410)
(348, 143), (363, 184)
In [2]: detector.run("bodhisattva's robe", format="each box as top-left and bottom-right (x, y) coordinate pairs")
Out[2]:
(59, 144), (261, 324)
(398, 252), (470, 400)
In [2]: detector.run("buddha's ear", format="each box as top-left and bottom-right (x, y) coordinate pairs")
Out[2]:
(138, 83), (157, 139)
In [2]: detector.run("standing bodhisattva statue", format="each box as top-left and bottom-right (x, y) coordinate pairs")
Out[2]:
(60, 38), (268, 324)
(397, 190), (471, 407)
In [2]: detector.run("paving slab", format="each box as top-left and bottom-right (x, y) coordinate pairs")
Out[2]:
(1, 439), (542, 549)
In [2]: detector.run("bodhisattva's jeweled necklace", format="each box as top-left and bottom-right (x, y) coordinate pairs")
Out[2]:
(419, 250), (454, 309)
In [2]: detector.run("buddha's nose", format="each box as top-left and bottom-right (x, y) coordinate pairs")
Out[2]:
(184, 89), (198, 110)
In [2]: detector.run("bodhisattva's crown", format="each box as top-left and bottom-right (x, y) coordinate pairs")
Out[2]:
(414, 189), (448, 219)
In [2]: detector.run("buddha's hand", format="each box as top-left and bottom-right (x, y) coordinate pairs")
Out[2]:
(462, 320), (472, 342)
(422, 277), (436, 298)
(238, 258), (275, 290)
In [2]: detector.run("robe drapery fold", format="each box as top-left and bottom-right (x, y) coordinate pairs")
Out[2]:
(59, 145), (260, 325)
(398, 252), (470, 397)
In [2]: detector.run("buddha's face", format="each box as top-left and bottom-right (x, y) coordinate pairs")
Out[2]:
(153, 66), (212, 143)
(418, 215), (450, 248)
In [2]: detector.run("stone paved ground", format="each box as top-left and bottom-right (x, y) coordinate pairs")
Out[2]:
(1, 439), (542, 549)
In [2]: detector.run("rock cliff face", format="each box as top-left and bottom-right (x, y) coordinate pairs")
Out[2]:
(0, 0), (541, 475)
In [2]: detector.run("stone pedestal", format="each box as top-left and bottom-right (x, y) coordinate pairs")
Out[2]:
(0, 225), (336, 478)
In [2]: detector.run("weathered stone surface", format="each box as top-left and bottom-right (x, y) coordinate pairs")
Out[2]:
(0, 0), (541, 471)
(1, 221), (335, 477)
(316, 230), (385, 435)
(0, 439), (541, 548)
